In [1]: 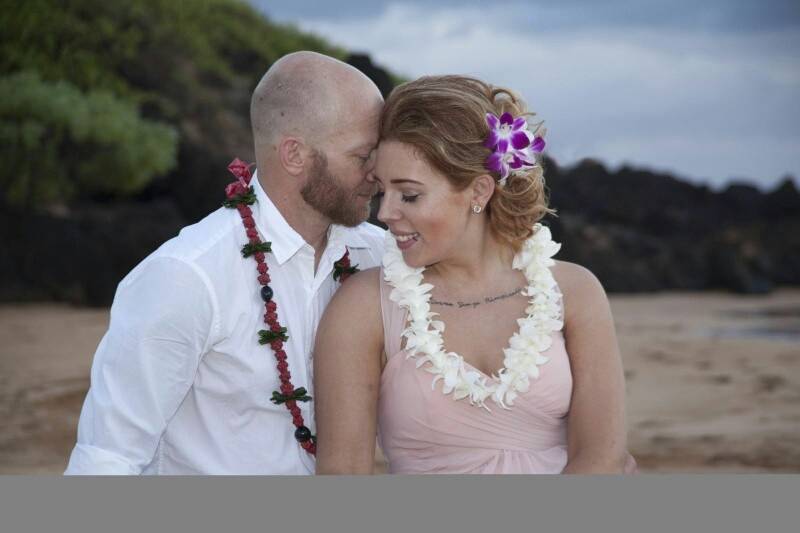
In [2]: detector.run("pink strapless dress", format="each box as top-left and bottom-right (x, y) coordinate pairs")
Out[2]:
(377, 269), (573, 474)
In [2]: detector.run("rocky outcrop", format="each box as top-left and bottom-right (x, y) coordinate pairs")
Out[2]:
(541, 158), (799, 293)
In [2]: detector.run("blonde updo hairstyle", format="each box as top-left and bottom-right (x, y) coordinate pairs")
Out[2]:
(379, 75), (554, 251)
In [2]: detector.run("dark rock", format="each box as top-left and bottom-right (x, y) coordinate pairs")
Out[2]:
(720, 182), (763, 223)
(542, 160), (798, 294)
(0, 202), (187, 306)
(763, 177), (800, 220)
(708, 237), (773, 295)
(346, 53), (395, 97)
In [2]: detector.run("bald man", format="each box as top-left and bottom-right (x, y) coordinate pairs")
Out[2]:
(65, 52), (386, 475)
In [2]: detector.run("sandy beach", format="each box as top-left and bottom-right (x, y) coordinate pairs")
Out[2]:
(1, 289), (799, 474)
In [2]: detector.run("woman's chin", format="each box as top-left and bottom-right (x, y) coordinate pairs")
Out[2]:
(400, 249), (426, 268)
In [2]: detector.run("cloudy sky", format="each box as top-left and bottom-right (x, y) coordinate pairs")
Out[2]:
(251, 0), (800, 190)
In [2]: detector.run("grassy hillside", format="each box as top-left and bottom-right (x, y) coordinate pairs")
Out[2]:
(0, 0), (351, 214)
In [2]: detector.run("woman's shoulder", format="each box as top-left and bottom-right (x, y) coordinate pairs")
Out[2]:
(336, 266), (382, 297)
(324, 266), (382, 321)
(551, 260), (610, 319)
(317, 266), (384, 352)
(552, 260), (604, 292)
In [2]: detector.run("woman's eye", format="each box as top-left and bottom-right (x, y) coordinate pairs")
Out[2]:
(372, 191), (417, 203)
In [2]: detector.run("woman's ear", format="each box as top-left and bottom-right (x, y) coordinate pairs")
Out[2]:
(278, 137), (310, 176)
(471, 174), (496, 210)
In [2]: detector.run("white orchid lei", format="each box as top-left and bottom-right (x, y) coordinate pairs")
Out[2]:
(383, 223), (564, 410)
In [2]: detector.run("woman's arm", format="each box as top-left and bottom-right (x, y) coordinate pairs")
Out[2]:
(314, 268), (385, 474)
(555, 261), (630, 474)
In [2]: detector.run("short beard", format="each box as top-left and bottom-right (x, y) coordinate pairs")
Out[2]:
(301, 150), (369, 227)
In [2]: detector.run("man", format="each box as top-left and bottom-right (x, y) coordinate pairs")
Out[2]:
(65, 51), (386, 474)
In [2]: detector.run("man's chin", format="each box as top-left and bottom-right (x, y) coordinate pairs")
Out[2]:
(341, 210), (370, 228)
(347, 197), (373, 226)
(329, 205), (370, 228)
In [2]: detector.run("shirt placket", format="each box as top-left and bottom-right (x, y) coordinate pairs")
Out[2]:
(292, 245), (316, 420)
(305, 243), (344, 433)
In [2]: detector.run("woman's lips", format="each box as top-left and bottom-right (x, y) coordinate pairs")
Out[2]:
(394, 232), (419, 250)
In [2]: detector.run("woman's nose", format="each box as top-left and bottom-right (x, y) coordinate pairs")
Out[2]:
(377, 195), (399, 224)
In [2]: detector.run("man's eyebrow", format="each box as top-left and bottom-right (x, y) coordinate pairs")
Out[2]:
(351, 142), (377, 152)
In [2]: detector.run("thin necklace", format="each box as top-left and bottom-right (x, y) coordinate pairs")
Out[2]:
(429, 285), (527, 309)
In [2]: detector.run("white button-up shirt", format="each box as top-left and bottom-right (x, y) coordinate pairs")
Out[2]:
(65, 173), (385, 475)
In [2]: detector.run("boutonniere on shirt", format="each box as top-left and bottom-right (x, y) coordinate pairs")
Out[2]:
(223, 158), (357, 457)
(333, 250), (359, 282)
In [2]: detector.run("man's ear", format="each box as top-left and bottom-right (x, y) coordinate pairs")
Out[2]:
(471, 174), (496, 210)
(278, 136), (310, 176)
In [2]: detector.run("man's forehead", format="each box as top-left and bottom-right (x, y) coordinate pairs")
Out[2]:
(338, 105), (381, 128)
(328, 116), (380, 147)
(318, 91), (382, 146)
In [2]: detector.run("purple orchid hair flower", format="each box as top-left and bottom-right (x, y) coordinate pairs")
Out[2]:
(485, 151), (508, 180)
(484, 112), (531, 154)
(483, 111), (546, 185)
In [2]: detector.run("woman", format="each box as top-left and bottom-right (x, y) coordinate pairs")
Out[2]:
(313, 75), (635, 474)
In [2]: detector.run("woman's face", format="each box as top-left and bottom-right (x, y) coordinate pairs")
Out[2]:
(373, 140), (474, 268)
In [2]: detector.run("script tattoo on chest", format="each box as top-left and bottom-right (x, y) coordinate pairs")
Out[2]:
(430, 286), (527, 309)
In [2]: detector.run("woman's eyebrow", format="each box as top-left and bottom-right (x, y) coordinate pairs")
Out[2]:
(372, 174), (423, 185)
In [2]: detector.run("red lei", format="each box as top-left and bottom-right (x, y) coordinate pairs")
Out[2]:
(223, 158), (358, 456)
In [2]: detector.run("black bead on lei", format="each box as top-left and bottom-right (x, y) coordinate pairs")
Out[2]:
(294, 426), (312, 443)
(260, 285), (273, 302)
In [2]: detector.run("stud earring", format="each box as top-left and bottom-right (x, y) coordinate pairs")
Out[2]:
(472, 204), (483, 214)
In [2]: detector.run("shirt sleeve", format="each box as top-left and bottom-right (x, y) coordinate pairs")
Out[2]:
(64, 256), (218, 475)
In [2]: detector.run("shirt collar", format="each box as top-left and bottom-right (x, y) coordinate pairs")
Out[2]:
(252, 170), (371, 265)
(252, 171), (305, 265)
(328, 222), (371, 250)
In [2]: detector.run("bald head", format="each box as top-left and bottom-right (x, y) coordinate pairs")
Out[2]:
(250, 51), (383, 149)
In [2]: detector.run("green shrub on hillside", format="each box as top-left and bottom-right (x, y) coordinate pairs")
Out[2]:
(0, 71), (177, 207)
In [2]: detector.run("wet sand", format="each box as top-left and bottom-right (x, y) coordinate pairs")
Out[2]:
(614, 289), (800, 472)
(1, 289), (799, 474)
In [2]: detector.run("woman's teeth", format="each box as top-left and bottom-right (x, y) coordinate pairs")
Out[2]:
(395, 233), (419, 242)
